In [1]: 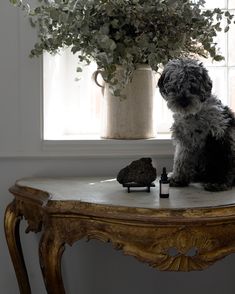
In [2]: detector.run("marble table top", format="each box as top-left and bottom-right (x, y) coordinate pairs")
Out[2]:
(16, 177), (235, 210)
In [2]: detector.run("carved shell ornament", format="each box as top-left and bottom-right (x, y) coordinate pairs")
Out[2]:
(148, 228), (218, 271)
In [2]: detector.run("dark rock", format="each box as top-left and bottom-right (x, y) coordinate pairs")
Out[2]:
(117, 158), (157, 186)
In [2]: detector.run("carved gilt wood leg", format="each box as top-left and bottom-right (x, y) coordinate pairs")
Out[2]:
(39, 229), (66, 294)
(4, 200), (31, 294)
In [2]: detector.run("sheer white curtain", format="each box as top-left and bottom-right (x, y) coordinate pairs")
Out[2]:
(43, 0), (235, 140)
(43, 50), (102, 139)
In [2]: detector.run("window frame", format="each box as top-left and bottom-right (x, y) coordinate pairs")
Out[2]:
(43, 0), (234, 153)
(41, 43), (174, 158)
(5, 2), (234, 158)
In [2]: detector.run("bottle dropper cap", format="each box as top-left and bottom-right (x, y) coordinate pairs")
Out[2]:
(161, 167), (168, 181)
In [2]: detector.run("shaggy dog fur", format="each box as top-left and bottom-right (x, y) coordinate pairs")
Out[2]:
(158, 58), (235, 191)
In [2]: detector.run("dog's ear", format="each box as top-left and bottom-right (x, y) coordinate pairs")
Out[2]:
(202, 69), (212, 95)
(158, 72), (167, 96)
(158, 72), (165, 89)
(200, 63), (213, 95)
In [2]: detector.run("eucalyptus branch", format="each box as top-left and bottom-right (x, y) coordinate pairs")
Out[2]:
(9, 0), (235, 96)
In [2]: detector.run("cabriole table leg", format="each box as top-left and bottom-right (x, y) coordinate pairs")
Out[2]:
(4, 200), (31, 294)
(39, 229), (66, 294)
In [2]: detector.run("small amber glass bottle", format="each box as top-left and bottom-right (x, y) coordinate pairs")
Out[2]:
(159, 167), (169, 198)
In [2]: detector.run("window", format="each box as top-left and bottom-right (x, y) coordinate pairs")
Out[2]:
(43, 51), (102, 140)
(43, 0), (235, 140)
(202, 0), (235, 110)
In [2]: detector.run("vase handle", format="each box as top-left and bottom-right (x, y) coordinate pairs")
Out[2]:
(92, 70), (104, 88)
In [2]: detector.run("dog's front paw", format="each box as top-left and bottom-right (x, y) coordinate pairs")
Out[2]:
(203, 183), (232, 192)
(169, 176), (189, 187)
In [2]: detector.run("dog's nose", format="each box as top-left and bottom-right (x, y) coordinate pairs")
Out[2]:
(179, 99), (190, 107)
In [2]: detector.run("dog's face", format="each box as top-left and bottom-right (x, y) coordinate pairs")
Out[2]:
(158, 58), (212, 115)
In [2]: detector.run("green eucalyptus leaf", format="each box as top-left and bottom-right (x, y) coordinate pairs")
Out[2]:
(213, 55), (224, 61)
(76, 67), (83, 72)
(9, 0), (22, 7)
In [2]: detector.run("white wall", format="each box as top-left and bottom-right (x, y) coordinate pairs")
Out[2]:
(1, 2), (235, 294)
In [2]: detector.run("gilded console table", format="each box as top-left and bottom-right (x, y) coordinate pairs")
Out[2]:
(4, 177), (235, 294)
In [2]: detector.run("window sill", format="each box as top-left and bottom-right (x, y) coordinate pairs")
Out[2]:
(43, 133), (171, 141)
(0, 135), (174, 158)
(41, 134), (174, 158)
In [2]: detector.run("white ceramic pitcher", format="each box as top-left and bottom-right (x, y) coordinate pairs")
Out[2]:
(94, 64), (156, 139)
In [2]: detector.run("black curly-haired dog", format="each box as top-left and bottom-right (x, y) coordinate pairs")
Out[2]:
(158, 58), (235, 191)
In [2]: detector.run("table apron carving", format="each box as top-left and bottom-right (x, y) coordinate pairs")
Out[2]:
(40, 215), (235, 272)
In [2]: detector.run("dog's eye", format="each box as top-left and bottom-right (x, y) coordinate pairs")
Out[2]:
(166, 87), (176, 94)
(190, 86), (198, 95)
